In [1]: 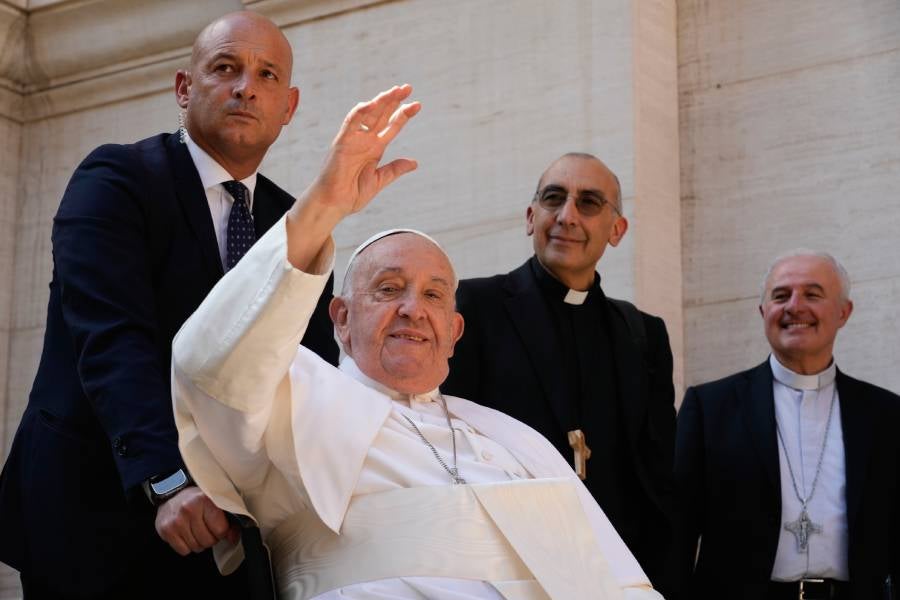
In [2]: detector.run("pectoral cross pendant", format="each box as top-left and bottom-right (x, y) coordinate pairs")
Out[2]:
(567, 429), (591, 480)
(784, 508), (822, 553)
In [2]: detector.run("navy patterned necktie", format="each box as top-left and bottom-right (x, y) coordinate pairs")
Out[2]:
(222, 180), (256, 270)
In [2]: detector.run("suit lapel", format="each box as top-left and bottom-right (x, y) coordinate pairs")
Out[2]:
(741, 361), (781, 493)
(605, 302), (647, 447)
(836, 371), (875, 536)
(252, 175), (289, 237)
(502, 262), (576, 433)
(165, 135), (223, 279)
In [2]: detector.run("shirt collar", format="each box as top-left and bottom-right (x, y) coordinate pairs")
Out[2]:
(338, 355), (441, 405)
(769, 354), (837, 391)
(184, 131), (258, 206)
(529, 255), (601, 306)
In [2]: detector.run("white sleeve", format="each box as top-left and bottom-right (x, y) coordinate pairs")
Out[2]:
(172, 215), (332, 514)
(174, 216), (333, 412)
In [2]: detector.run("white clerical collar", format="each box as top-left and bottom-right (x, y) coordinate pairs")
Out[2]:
(564, 289), (589, 305)
(338, 355), (440, 405)
(183, 131), (258, 208)
(769, 354), (837, 391)
(531, 256), (596, 306)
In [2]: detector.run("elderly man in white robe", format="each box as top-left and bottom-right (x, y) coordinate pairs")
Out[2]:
(168, 84), (665, 600)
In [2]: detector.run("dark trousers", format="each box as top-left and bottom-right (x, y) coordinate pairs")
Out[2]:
(20, 551), (249, 600)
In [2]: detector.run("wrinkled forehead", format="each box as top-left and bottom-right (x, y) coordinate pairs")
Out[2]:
(350, 232), (457, 288)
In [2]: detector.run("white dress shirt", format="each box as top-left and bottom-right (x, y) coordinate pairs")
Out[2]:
(172, 217), (661, 599)
(183, 132), (257, 268)
(770, 355), (849, 581)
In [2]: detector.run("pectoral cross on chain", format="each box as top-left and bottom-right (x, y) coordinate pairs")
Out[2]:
(784, 508), (822, 553)
(567, 429), (591, 480)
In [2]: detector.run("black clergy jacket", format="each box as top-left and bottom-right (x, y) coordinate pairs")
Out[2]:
(443, 257), (678, 596)
(0, 133), (338, 597)
(674, 361), (900, 599)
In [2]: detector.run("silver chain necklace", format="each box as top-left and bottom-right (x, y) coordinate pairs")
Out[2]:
(401, 393), (466, 485)
(775, 385), (837, 553)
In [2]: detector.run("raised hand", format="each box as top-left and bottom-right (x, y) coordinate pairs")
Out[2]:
(312, 84), (421, 217)
(286, 84), (421, 271)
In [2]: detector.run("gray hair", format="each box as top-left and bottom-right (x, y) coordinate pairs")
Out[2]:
(760, 249), (851, 304)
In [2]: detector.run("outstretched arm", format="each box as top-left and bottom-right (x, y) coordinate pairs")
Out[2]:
(164, 85), (420, 558)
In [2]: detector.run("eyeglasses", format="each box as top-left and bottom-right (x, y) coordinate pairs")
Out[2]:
(534, 186), (621, 217)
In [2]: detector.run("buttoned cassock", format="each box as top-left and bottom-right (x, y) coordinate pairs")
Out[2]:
(172, 218), (666, 600)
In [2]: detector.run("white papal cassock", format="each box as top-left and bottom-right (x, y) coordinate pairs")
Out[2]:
(172, 217), (664, 600)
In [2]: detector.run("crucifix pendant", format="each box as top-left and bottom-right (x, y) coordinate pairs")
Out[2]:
(567, 429), (592, 480)
(784, 508), (822, 553)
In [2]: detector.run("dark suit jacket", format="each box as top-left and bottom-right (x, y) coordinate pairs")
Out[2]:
(674, 361), (900, 599)
(0, 133), (338, 597)
(442, 258), (677, 594)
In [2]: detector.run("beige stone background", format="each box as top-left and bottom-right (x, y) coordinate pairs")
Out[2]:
(0, 0), (897, 595)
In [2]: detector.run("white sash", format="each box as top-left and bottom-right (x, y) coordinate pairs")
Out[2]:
(267, 478), (624, 600)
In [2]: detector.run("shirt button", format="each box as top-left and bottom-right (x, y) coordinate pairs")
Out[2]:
(481, 450), (493, 461)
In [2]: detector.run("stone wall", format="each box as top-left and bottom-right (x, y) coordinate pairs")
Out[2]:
(0, 0), (660, 447)
(0, 116), (19, 459)
(679, 0), (900, 391)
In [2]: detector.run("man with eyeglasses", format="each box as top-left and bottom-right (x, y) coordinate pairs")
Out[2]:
(443, 152), (678, 596)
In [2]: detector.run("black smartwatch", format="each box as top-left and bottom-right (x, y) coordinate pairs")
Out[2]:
(144, 469), (193, 506)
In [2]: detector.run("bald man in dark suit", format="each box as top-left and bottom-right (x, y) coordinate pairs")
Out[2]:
(444, 153), (677, 595)
(0, 12), (337, 598)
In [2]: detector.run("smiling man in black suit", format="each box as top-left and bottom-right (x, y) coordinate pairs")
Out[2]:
(674, 250), (900, 599)
(443, 153), (678, 595)
(0, 11), (337, 599)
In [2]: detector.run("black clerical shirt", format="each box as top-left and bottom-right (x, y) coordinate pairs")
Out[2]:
(528, 256), (642, 546)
